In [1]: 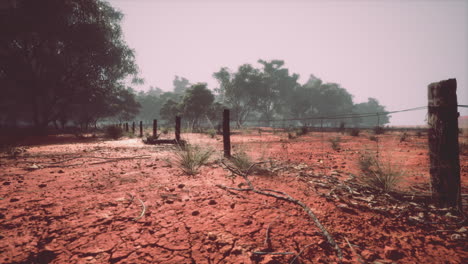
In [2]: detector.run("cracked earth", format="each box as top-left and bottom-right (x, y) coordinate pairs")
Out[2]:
(0, 130), (467, 263)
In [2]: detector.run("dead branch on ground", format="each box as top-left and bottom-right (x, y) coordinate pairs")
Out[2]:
(217, 161), (343, 262)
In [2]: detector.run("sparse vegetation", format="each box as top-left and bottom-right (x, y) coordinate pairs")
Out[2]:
(349, 128), (360, 137)
(416, 131), (423, 138)
(229, 149), (254, 173)
(400, 132), (408, 142)
(373, 126), (385, 135)
(288, 132), (297, 140)
(172, 144), (213, 175)
(358, 153), (403, 192)
(296, 126), (308, 136)
(0, 144), (26, 159)
(105, 125), (124, 139)
(329, 137), (341, 151)
(369, 135), (378, 142)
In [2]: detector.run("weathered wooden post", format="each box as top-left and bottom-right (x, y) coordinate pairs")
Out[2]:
(175, 116), (181, 142)
(223, 109), (231, 158)
(132, 122), (135, 134)
(428, 78), (461, 209)
(139, 121), (143, 137)
(125, 122), (129, 132)
(153, 119), (158, 138)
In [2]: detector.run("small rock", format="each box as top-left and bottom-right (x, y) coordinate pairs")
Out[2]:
(230, 203), (235, 209)
(244, 220), (252, 225)
(165, 200), (174, 204)
(384, 246), (404, 260)
(38, 184), (47, 188)
(10, 198), (19, 202)
(58, 170), (64, 174)
(208, 200), (217, 205)
(2, 182), (11, 186)
(191, 211), (200, 216)
(207, 232), (217, 241)
(451, 233), (462, 240)
(177, 184), (185, 189)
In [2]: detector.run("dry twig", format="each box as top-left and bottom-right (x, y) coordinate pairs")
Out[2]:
(217, 161), (343, 262)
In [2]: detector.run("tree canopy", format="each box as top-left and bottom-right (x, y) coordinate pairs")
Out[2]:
(0, 0), (139, 131)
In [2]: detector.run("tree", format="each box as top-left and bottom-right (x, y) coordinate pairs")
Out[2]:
(135, 89), (163, 122)
(0, 0), (138, 131)
(160, 99), (180, 125)
(180, 83), (214, 130)
(173, 76), (191, 94)
(353, 98), (390, 127)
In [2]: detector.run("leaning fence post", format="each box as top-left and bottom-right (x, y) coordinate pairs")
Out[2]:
(153, 119), (157, 138)
(175, 116), (181, 142)
(428, 78), (461, 210)
(223, 109), (231, 158)
(132, 122), (135, 134)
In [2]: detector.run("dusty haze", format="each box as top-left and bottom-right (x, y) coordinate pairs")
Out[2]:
(109, 0), (468, 125)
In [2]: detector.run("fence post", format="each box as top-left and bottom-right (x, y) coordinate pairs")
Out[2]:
(125, 122), (129, 132)
(139, 121), (143, 137)
(223, 109), (231, 158)
(153, 119), (157, 138)
(175, 116), (181, 142)
(428, 78), (461, 209)
(132, 122), (135, 134)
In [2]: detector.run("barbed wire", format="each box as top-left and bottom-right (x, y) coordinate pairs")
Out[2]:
(243, 106), (429, 123)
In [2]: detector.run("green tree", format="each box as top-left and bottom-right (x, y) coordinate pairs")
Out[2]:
(160, 99), (180, 125)
(353, 98), (390, 127)
(180, 83), (215, 130)
(0, 0), (138, 131)
(173, 76), (191, 94)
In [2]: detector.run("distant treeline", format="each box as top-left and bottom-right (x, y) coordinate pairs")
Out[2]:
(134, 61), (390, 129)
(0, 0), (389, 133)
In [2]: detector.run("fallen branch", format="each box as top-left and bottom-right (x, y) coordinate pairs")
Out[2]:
(344, 236), (364, 264)
(264, 215), (280, 249)
(133, 197), (146, 221)
(253, 252), (295, 255)
(217, 161), (343, 262)
(289, 242), (315, 264)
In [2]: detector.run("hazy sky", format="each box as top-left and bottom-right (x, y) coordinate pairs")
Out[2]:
(109, 0), (467, 125)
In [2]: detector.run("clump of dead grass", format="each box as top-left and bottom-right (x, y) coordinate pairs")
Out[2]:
(172, 144), (213, 175)
(358, 153), (403, 192)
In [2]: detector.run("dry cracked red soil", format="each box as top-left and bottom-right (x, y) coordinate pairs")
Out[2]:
(0, 130), (467, 264)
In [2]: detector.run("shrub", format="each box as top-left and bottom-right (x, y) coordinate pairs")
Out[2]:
(329, 137), (341, 151)
(288, 132), (297, 140)
(105, 125), (124, 139)
(416, 131), (423, 138)
(400, 132), (408, 142)
(206, 129), (216, 138)
(349, 128), (360, 137)
(0, 144), (26, 159)
(369, 135), (378, 142)
(229, 150), (254, 174)
(373, 126), (385, 135)
(173, 144), (213, 175)
(358, 154), (402, 192)
(162, 128), (169, 135)
(296, 126), (308, 136)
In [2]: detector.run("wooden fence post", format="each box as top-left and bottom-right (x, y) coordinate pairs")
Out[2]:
(223, 109), (231, 158)
(428, 78), (461, 209)
(132, 122), (135, 134)
(153, 119), (157, 138)
(125, 122), (129, 132)
(139, 121), (143, 137)
(175, 116), (181, 142)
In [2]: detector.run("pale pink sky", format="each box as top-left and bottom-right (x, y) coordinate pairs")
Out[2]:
(109, 0), (467, 125)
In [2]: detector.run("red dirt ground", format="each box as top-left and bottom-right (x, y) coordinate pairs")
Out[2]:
(0, 130), (467, 264)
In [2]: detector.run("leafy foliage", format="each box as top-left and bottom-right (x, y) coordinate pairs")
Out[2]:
(0, 0), (139, 131)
